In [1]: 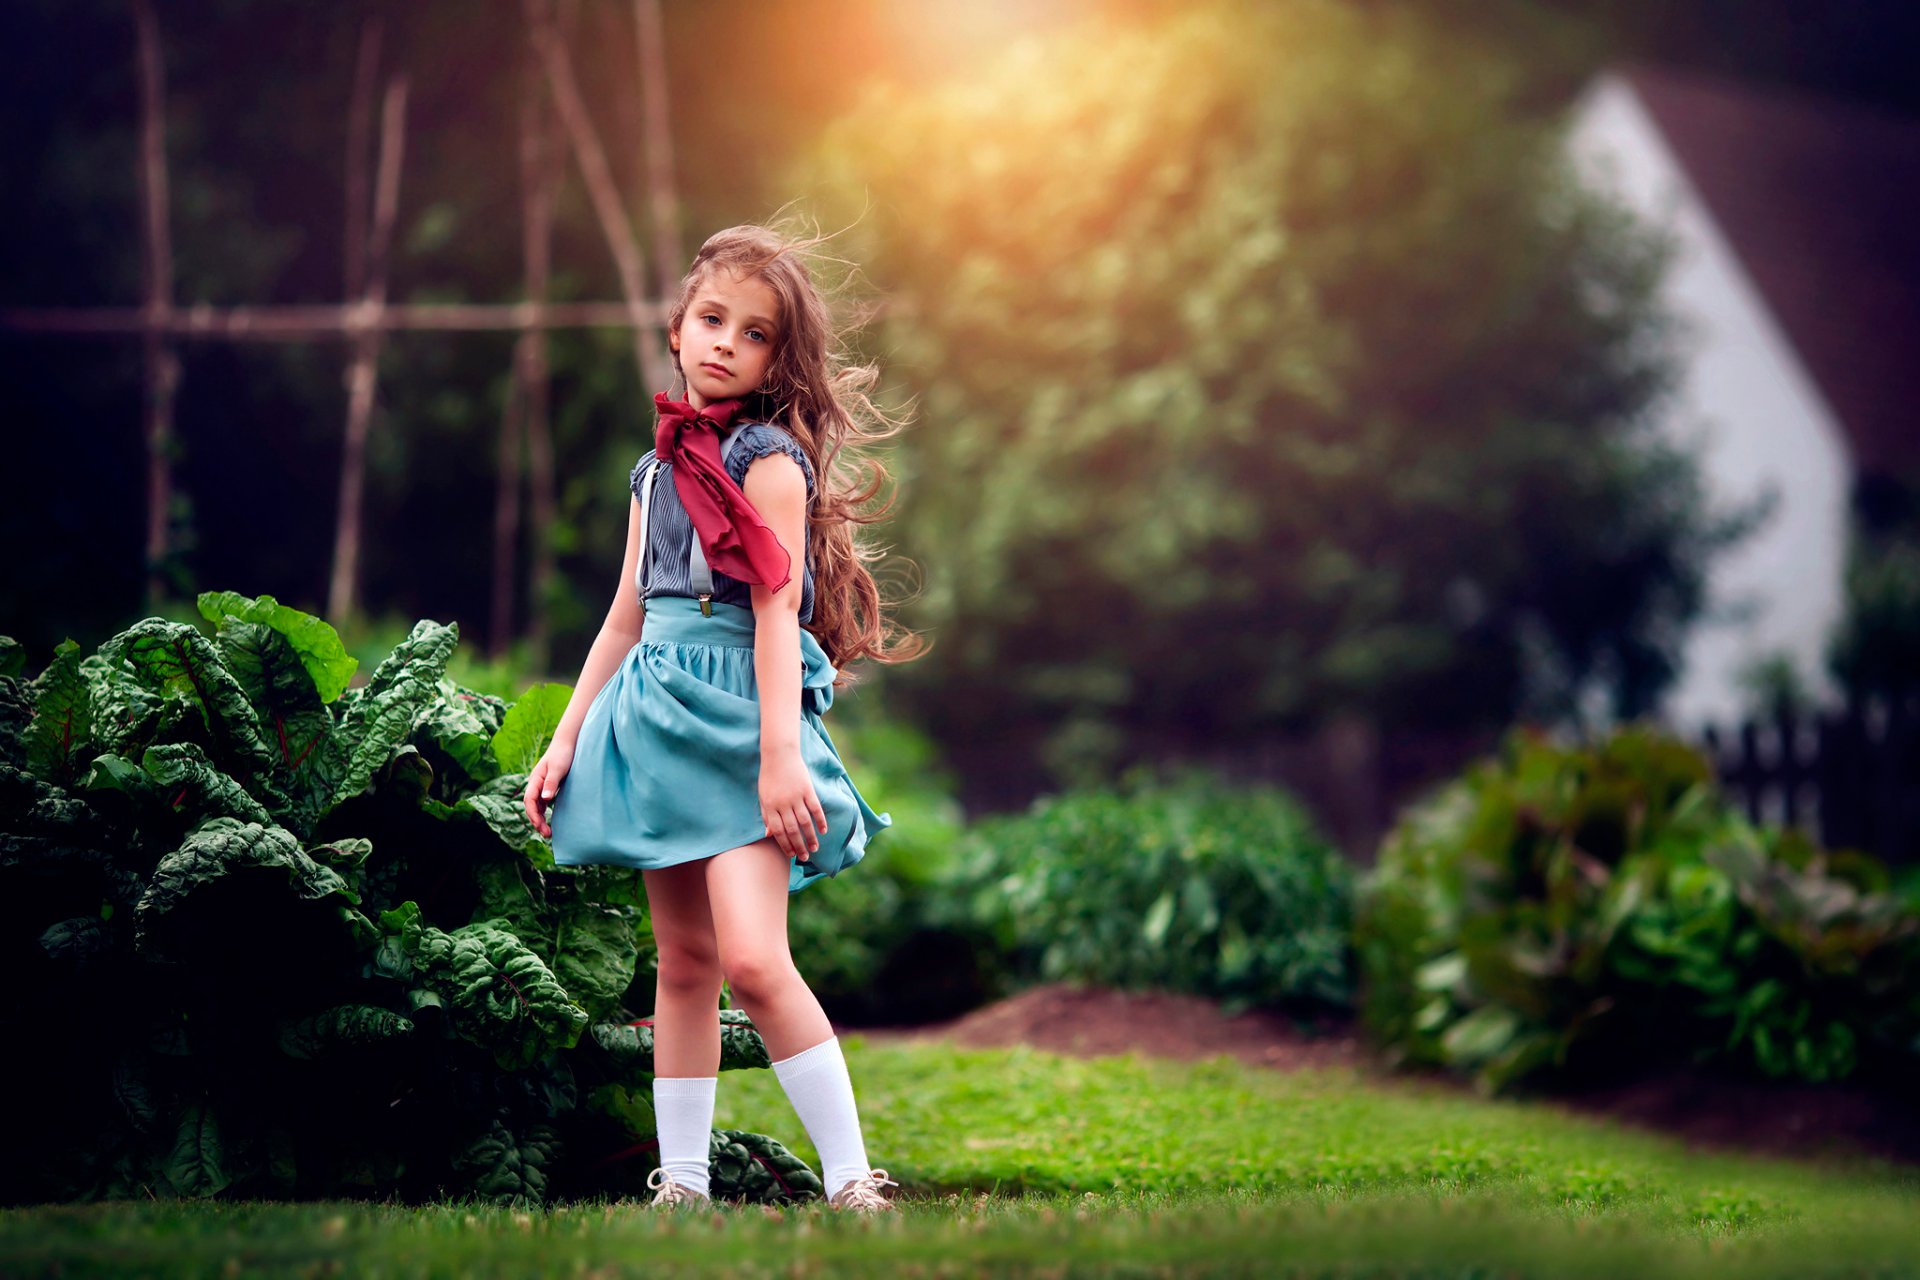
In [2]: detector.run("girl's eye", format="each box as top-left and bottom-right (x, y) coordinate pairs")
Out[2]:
(702, 314), (720, 326)
(746, 328), (767, 343)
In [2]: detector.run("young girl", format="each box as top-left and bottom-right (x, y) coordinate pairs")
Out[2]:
(522, 224), (923, 1212)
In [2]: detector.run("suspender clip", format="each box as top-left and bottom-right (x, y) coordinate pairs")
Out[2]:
(698, 592), (713, 617)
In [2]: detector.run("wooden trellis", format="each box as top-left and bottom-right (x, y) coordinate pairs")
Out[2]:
(1, 0), (687, 671)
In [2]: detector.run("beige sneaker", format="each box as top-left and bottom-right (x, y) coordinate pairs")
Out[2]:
(646, 1166), (712, 1208)
(826, 1168), (900, 1212)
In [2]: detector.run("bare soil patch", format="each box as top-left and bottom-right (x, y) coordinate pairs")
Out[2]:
(846, 982), (1920, 1167)
(860, 980), (1366, 1072)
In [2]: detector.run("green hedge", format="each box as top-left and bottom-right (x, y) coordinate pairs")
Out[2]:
(946, 769), (1357, 1013)
(1354, 721), (1920, 1094)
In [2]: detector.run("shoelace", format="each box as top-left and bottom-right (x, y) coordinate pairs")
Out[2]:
(831, 1168), (900, 1209)
(647, 1166), (707, 1205)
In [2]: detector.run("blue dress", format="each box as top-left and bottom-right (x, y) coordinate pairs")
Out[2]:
(547, 422), (891, 893)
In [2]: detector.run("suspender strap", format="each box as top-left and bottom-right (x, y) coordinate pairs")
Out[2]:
(634, 424), (748, 616)
(633, 459), (660, 605)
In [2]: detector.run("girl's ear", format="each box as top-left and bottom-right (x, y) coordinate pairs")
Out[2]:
(668, 327), (679, 353)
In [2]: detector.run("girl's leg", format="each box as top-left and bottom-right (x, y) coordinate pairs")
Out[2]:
(644, 857), (725, 1072)
(703, 839), (829, 1057)
(642, 858), (726, 1198)
(706, 839), (877, 1198)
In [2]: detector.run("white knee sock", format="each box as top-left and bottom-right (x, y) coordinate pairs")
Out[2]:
(770, 1035), (872, 1195)
(652, 1075), (716, 1198)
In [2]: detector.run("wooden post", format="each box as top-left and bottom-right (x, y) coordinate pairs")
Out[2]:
(525, 0), (671, 396)
(494, 44), (563, 666)
(328, 74), (408, 629)
(131, 0), (180, 613)
(632, 0), (683, 295)
(343, 20), (382, 303)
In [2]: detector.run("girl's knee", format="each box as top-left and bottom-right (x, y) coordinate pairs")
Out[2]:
(720, 950), (797, 1004)
(656, 941), (723, 995)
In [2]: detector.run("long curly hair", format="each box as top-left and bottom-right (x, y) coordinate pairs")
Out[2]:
(664, 222), (927, 676)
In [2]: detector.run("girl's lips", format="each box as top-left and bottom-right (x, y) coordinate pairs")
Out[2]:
(701, 362), (731, 377)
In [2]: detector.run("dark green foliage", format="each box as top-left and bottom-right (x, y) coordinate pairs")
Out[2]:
(708, 1129), (825, 1205)
(783, 710), (991, 1024)
(275, 1004), (415, 1059)
(450, 1118), (564, 1209)
(374, 901), (591, 1072)
(949, 769), (1357, 1013)
(0, 593), (811, 1208)
(590, 1008), (773, 1074)
(1354, 722), (1920, 1093)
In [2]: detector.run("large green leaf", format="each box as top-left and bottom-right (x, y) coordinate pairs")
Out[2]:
(78, 650), (167, 763)
(37, 915), (113, 975)
(198, 591), (358, 704)
(198, 603), (340, 824)
(100, 619), (285, 808)
(83, 742), (276, 833)
(133, 817), (373, 964)
(165, 1100), (232, 1198)
(451, 1117), (562, 1207)
(377, 900), (588, 1070)
(24, 638), (93, 782)
(492, 683), (571, 775)
(275, 1003), (415, 1059)
(469, 859), (639, 1021)
(709, 1129), (824, 1204)
(414, 677), (509, 787)
(296, 619), (459, 830)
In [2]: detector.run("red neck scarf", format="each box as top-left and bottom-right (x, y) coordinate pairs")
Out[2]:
(652, 391), (793, 593)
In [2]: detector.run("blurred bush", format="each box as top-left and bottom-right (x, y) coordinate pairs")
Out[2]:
(1354, 722), (1920, 1094)
(944, 768), (1357, 1015)
(784, 702), (991, 1024)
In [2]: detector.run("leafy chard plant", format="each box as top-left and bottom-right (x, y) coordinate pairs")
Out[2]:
(0, 594), (820, 1208)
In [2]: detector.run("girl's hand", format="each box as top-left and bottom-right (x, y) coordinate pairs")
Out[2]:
(759, 750), (828, 863)
(524, 740), (575, 839)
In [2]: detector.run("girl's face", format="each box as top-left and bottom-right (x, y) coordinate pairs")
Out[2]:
(671, 267), (781, 409)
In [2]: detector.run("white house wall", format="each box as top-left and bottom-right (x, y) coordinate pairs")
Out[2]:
(1565, 72), (1851, 731)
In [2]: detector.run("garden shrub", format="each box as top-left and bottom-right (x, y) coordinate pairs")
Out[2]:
(1354, 721), (1920, 1095)
(946, 768), (1357, 1013)
(0, 593), (820, 1208)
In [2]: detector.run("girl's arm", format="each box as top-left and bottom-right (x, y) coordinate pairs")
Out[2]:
(553, 492), (649, 749)
(744, 453), (828, 863)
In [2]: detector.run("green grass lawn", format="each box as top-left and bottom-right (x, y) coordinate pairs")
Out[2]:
(4, 1038), (1916, 1278)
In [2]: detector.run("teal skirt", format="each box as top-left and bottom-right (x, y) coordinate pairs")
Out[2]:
(547, 596), (890, 893)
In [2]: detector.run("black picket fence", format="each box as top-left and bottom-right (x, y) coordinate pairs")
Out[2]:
(1700, 691), (1920, 869)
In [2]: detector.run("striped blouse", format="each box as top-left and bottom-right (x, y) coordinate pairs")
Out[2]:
(630, 421), (818, 624)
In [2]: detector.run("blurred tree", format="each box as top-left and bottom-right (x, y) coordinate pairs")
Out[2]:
(1828, 471), (1920, 703)
(804, 0), (1757, 783)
